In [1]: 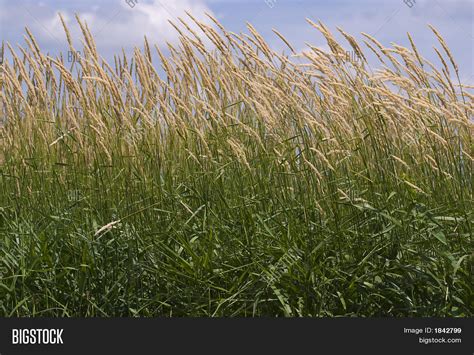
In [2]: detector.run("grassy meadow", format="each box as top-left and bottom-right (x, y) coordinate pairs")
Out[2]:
(0, 14), (473, 317)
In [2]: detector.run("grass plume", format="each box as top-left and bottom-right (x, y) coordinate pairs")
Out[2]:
(0, 15), (472, 317)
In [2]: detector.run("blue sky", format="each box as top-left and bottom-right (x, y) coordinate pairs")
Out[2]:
(1, 0), (473, 83)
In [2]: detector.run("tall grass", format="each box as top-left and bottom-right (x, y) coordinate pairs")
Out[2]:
(0, 14), (472, 316)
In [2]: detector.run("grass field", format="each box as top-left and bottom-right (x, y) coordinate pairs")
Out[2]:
(0, 14), (473, 317)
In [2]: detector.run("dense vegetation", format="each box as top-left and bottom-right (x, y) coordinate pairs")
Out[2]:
(0, 15), (472, 316)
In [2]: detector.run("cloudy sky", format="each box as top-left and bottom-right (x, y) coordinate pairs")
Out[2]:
(1, 0), (473, 83)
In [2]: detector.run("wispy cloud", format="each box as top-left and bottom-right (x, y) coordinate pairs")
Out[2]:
(1, 0), (214, 54)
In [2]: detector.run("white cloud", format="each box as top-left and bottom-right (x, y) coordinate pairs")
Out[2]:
(90, 0), (214, 50)
(4, 0), (215, 54)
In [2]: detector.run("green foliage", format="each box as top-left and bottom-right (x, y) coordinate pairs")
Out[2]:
(0, 131), (472, 316)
